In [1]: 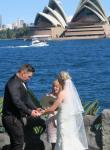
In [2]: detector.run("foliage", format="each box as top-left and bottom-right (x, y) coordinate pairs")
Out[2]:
(27, 89), (42, 108)
(33, 126), (44, 136)
(83, 100), (100, 116)
(83, 100), (102, 131)
(0, 97), (100, 116)
(0, 26), (29, 39)
(0, 90), (41, 114)
(0, 96), (102, 134)
(0, 92), (45, 135)
(0, 97), (5, 133)
(0, 97), (3, 114)
(27, 90), (45, 136)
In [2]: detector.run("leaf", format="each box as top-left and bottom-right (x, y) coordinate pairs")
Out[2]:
(84, 100), (100, 116)
(0, 97), (3, 114)
(33, 126), (44, 135)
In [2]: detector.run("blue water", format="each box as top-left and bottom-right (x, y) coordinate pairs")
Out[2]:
(0, 38), (110, 110)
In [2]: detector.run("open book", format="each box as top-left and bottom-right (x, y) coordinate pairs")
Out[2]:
(40, 95), (56, 108)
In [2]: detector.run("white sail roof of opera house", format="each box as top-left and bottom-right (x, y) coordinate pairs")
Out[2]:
(71, 0), (109, 24)
(34, 0), (67, 28)
(43, 6), (67, 28)
(79, 0), (105, 15)
(48, 0), (67, 23)
(36, 12), (61, 27)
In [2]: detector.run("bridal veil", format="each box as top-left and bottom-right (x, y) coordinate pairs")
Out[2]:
(64, 79), (88, 149)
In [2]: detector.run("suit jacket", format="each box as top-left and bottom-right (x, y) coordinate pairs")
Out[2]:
(2, 74), (36, 118)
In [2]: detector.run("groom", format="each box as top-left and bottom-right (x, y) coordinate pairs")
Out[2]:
(2, 64), (42, 150)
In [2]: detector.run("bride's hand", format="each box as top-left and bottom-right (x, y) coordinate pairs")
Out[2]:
(40, 107), (50, 115)
(40, 109), (45, 115)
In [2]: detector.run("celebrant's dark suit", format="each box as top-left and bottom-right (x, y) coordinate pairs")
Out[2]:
(2, 74), (37, 150)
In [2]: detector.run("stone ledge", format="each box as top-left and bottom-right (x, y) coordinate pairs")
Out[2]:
(0, 109), (110, 150)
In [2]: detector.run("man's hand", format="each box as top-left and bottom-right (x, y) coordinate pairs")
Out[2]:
(36, 108), (43, 112)
(31, 110), (41, 117)
(36, 108), (45, 114)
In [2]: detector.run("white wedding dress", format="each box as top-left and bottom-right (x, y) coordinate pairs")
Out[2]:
(55, 79), (88, 150)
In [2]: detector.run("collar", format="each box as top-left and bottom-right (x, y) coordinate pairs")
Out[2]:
(16, 73), (26, 83)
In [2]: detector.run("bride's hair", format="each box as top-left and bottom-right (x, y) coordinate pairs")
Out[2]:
(57, 71), (71, 89)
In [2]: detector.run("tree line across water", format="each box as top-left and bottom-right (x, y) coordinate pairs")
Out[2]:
(0, 26), (29, 39)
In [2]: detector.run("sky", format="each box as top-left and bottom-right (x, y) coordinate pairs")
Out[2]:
(0, 0), (110, 25)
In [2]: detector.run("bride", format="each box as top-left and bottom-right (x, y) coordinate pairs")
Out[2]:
(42, 71), (88, 150)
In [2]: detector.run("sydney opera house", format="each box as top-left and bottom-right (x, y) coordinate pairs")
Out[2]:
(30, 0), (110, 39)
(30, 0), (67, 39)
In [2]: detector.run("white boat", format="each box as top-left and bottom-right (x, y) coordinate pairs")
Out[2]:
(31, 35), (50, 46)
(31, 39), (48, 47)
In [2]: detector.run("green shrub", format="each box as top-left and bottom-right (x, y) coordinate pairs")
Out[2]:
(83, 100), (102, 131)
(83, 100), (100, 116)
(27, 89), (42, 108)
(0, 97), (3, 115)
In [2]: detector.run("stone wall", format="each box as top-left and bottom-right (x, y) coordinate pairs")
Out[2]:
(0, 109), (110, 150)
(0, 117), (10, 150)
(102, 109), (110, 150)
(84, 115), (102, 150)
(84, 109), (110, 150)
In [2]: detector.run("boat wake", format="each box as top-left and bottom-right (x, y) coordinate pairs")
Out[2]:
(0, 43), (49, 49)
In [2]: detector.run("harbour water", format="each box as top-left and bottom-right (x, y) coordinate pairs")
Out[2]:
(0, 38), (110, 110)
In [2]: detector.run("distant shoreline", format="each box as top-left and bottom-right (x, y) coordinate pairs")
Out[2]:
(0, 35), (109, 42)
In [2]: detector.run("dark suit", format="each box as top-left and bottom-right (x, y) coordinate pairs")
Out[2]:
(2, 74), (37, 150)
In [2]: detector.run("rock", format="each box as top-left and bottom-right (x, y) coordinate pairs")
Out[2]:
(0, 109), (110, 150)
(84, 115), (96, 126)
(0, 117), (10, 150)
(102, 109), (110, 150)
(84, 115), (102, 150)
(0, 133), (10, 149)
(40, 132), (51, 150)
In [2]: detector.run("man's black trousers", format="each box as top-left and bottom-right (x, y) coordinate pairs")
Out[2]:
(2, 115), (24, 150)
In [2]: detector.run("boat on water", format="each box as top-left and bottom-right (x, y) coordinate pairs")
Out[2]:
(31, 35), (51, 47)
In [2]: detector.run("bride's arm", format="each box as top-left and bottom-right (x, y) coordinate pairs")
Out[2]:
(44, 91), (65, 114)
